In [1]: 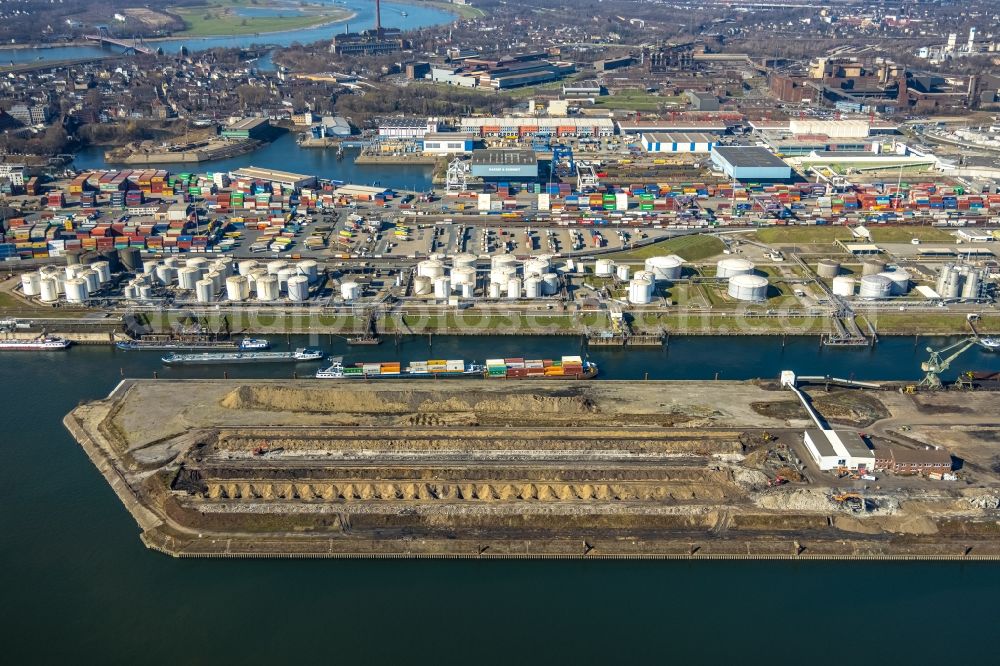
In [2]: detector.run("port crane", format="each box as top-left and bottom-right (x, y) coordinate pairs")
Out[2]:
(918, 337), (980, 389)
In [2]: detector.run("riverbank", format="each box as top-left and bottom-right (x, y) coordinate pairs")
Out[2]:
(68, 377), (1000, 559)
(104, 138), (265, 165)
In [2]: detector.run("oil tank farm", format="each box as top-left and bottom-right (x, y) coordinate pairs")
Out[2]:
(859, 274), (893, 299)
(710, 146), (791, 180)
(816, 259), (841, 278)
(862, 259), (886, 276)
(727, 274), (768, 301)
(644, 255), (683, 281)
(832, 276), (856, 296)
(717, 258), (755, 278)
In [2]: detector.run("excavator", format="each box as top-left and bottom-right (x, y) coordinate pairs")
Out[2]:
(831, 492), (865, 512)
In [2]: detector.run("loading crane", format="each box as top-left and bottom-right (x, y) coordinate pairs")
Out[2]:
(918, 337), (980, 389)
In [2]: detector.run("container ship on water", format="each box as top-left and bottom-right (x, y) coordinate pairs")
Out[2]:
(315, 356), (597, 380)
(0, 336), (72, 351)
(162, 348), (324, 366)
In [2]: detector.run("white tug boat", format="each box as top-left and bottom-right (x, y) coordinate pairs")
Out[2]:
(239, 338), (271, 350)
(0, 336), (72, 351)
(980, 337), (1000, 352)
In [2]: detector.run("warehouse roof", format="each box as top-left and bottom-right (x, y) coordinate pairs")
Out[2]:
(461, 117), (614, 129)
(230, 167), (314, 184)
(226, 117), (268, 131)
(617, 120), (728, 133)
(712, 146), (789, 169)
(643, 132), (718, 144)
(471, 149), (537, 166)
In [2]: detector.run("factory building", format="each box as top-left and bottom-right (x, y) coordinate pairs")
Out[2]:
(220, 118), (272, 140)
(874, 446), (953, 475)
(685, 90), (720, 111)
(421, 133), (475, 155)
(377, 118), (439, 140)
(230, 167), (316, 191)
(711, 146), (792, 180)
(470, 149), (538, 180)
(804, 429), (875, 472)
(641, 132), (718, 153)
(460, 117), (615, 139)
(616, 120), (729, 138)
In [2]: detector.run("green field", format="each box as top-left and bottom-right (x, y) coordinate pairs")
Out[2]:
(594, 91), (685, 112)
(416, 0), (485, 19)
(173, 1), (350, 37)
(753, 226), (957, 245)
(608, 234), (726, 262)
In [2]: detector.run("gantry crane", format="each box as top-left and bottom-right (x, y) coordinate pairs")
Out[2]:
(918, 337), (980, 389)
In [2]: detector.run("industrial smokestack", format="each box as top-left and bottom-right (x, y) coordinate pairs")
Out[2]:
(376, 0), (382, 38)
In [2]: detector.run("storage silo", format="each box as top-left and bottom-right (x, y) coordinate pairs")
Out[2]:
(163, 256), (181, 269)
(488, 281), (502, 299)
(65, 264), (85, 280)
(205, 270), (225, 293)
(831, 276), (856, 297)
(119, 247), (142, 272)
(340, 281), (361, 300)
(728, 274), (769, 301)
(177, 267), (200, 290)
(21, 272), (41, 296)
(524, 258), (548, 277)
(296, 260), (319, 283)
(645, 255), (684, 281)
(80, 269), (100, 294)
(490, 264), (517, 285)
(286, 275), (310, 302)
(123, 283), (140, 300)
(64, 278), (89, 304)
(594, 258), (615, 277)
(187, 257), (210, 272)
(451, 267), (477, 288)
(717, 258), (755, 278)
(138, 285), (153, 300)
(935, 265), (954, 295)
(247, 268), (268, 287)
(879, 270), (910, 295)
(417, 259), (445, 279)
(413, 276), (433, 296)
(452, 253), (477, 269)
(226, 275), (250, 302)
(238, 259), (259, 276)
(524, 276), (542, 298)
(433, 276), (451, 299)
(541, 272), (560, 295)
(156, 264), (178, 286)
(39, 277), (59, 303)
(816, 259), (841, 279)
(91, 261), (112, 284)
(491, 254), (518, 269)
(142, 259), (159, 276)
(210, 258), (233, 278)
(858, 274), (893, 299)
(277, 267), (297, 292)
(256, 275), (280, 301)
(961, 269), (983, 300)
(616, 264), (631, 281)
(195, 279), (214, 304)
(861, 259), (886, 276)
(265, 259), (287, 276)
(506, 277), (522, 299)
(628, 277), (654, 304)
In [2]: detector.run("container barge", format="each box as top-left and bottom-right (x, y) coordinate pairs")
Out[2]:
(315, 356), (597, 379)
(0, 336), (72, 351)
(163, 348), (324, 366)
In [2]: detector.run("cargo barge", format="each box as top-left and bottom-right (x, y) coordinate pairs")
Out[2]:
(117, 337), (269, 352)
(315, 356), (597, 379)
(163, 348), (324, 366)
(0, 336), (72, 351)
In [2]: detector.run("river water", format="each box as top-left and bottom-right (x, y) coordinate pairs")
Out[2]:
(2, 0), (455, 64)
(73, 135), (436, 191)
(3, 335), (1000, 662)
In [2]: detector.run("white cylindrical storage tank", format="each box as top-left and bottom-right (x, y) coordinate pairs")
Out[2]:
(935, 264), (953, 295)
(296, 260), (319, 283)
(880, 270), (910, 296)
(858, 274), (893, 299)
(831, 276), (856, 297)
(156, 264), (178, 287)
(21, 272), (41, 296)
(80, 269), (100, 294)
(816, 259), (841, 279)
(266, 259), (288, 276)
(861, 259), (886, 276)
(524, 258), (548, 277)
(628, 277), (653, 305)
(451, 267), (476, 287)
(451, 253), (477, 269)
(238, 259), (259, 276)
(287, 275), (309, 302)
(541, 272), (559, 295)
(645, 256), (684, 281)
(39, 265), (60, 279)
(39, 277), (59, 303)
(163, 257), (181, 269)
(226, 275), (250, 302)
(417, 259), (445, 279)
(340, 281), (361, 301)
(132, 273), (151, 287)
(433, 276), (451, 299)
(728, 274), (769, 301)
(962, 269), (982, 299)
(488, 281), (502, 298)
(123, 283), (139, 300)
(209, 259), (232, 278)
(634, 270), (656, 283)
(491, 254), (518, 270)
(177, 267), (200, 290)
(52, 273), (66, 294)
(205, 270), (225, 293)
(195, 279), (214, 304)
(64, 278), (89, 304)
(460, 283), (474, 299)
(138, 284), (153, 300)
(490, 264), (517, 285)
(256, 275), (280, 301)
(616, 264), (631, 281)
(247, 268), (268, 287)
(277, 267), (297, 292)
(186, 257), (209, 272)
(595, 258), (615, 277)
(412, 276), (432, 296)
(142, 259), (159, 275)
(717, 258), (755, 278)
(91, 261), (111, 284)
(524, 276), (542, 298)
(506, 277), (522, 299)
(942, 268), (962, 299)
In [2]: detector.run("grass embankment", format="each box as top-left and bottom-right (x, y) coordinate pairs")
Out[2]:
(172, 1), (349, 37)
(609, 234), (726, 262)
(862, 313), (1000, 336)
(753, 226), (957, 245)
(414, 0), (485, 19)
(593, 91), (685, 112)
